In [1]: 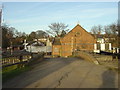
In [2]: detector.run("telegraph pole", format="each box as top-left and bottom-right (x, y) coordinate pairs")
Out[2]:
(0, 8), (1, 26)
(0, 3), (2, 90)
(0, 4), (2, 49)
(118, 2), (120, 54)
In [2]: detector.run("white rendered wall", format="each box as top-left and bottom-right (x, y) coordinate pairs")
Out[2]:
(94, 43), (97, 50)
(100, 43), (105, 51)
(109, 43), (112, 50)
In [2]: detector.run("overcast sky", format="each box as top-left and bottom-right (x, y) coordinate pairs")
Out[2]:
(2, 2), (118, 34)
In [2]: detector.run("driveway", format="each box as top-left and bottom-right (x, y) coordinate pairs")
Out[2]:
(3, 57), (118, 88)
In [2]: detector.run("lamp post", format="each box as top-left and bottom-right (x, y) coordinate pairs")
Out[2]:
(10, 38), (13, 55)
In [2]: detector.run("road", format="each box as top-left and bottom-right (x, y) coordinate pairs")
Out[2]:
(3, 56), (118, 88)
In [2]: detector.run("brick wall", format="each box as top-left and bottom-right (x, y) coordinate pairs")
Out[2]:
(52, 45), (61, 56)
(52, 24), (96, 57)
(61, 24), (96, 57)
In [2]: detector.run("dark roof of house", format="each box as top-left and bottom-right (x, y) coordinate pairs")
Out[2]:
(27, 41), (45, 46)
(91, 34), (104, 38)
(27, 41), (37, 45)
(52, 38), (61, 45)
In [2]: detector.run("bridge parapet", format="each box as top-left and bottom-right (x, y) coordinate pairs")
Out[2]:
(74, 51), (99, 65)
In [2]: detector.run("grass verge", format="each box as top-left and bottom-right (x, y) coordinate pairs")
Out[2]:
(2, 65), (32, 83)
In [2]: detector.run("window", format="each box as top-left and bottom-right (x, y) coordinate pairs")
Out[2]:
(97, 44), (100, 50)
(75, 32), (80, 36)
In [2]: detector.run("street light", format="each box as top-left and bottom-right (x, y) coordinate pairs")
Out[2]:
(10, 38), (13, 55)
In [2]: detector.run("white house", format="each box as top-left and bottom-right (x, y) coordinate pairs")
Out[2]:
(94, 37), (112, 53)
(23, 38), (52, 53)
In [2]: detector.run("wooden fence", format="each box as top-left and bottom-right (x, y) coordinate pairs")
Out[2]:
(1, 51), (44, 68)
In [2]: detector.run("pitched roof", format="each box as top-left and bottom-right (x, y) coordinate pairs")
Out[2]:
(61, 24), (95, 39)
(27, 41), (45, 46)
(52, 37), (61, 45)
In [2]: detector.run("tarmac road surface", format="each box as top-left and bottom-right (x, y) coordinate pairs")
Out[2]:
(3, 57), (118, 88)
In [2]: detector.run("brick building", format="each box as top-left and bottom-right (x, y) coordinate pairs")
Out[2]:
(52, 24), (96, 57)
(52, 38), (61, 56)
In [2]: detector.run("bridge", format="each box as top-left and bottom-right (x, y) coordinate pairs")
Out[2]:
(2, 55), (118, 88)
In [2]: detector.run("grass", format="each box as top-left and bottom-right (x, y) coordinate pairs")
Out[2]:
(2, 65), (32, 83)
(2, 65), (18, 73)
(107, 66), (119, 73)
(68, 55), (75, 58)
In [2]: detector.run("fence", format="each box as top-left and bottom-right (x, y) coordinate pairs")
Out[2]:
(1, 51), (44, 68)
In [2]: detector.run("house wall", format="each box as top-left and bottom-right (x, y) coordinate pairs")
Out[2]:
(94, 37), (113, 52)
(94, 43), (112, 53)
(100, 43), (105, 51)
(46, 39), (52, 46)
(52, 45), (61, 56)
(26, 46), (52, 53)
(60, 24), (96, 57)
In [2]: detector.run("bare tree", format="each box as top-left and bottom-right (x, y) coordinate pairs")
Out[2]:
(104, 23), (118, 36)
(90, 26), (98, 35)
(104, 25), (112, 37)
(97, 25), (103, 34)
(91, 22), (119, 47)
(36, 30), (48, 38)
(90, 25), (103, 35)
(102, 22), (118, 47)
(109, 23), (118, 35)
(47, 22), (68, 37)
